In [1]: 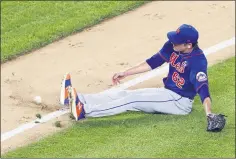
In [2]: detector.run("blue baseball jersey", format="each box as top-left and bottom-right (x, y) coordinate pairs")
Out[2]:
(146, 40), (209, 100)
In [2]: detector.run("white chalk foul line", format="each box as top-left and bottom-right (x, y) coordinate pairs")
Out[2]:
(1, 37), (235, 142)
(1, 109), (69, 142)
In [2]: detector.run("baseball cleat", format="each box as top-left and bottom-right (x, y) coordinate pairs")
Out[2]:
(69, 87), (85, 121)
(60, 73), (72, 106)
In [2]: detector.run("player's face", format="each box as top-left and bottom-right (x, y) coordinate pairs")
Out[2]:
(172, 43), (191, 52)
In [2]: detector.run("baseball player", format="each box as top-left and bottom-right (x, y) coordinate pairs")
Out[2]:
(60, 24), (226, 132)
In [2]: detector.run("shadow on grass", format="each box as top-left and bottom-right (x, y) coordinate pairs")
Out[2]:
(72, 111), (190, 129)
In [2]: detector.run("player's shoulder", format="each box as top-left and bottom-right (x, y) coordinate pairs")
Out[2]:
(189, 48), (207, 61)
(188, 48), (208, 68)
(163, 40), (172, 47)
(159, 40), (174, 55)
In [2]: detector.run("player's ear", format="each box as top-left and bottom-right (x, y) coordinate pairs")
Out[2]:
(185, 43), (192, 48)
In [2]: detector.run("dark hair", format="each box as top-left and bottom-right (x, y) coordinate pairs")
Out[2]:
(185, 42), (199, 49)
(192, 42), (199, 49)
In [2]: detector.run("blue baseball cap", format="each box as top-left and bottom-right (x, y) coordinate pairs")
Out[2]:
(167, 24), (199, 44)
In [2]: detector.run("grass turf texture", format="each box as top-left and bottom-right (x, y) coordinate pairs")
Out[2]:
(3, 57), (235, 158)
(1, 1), (147, 62)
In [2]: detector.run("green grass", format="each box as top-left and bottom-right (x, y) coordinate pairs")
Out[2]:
(1, 1), (147, 62)
(3, 58), (235, 158)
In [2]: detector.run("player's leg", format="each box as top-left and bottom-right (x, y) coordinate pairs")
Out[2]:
(81, 87), (160, 105)
(132, 88), (193, 115)
(60, 73), (157, 106)
(62, 74), (192, 120)
(60, 73), (132, 105)
(68, 87), (135, 121)
(69, 86), (141, 120)
(80, 91), (123, 105)
(81, 89), (132, 105)
(84, 87), (193, 118)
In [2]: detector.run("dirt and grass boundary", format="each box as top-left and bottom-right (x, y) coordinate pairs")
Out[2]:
(1, 1), (148, 63)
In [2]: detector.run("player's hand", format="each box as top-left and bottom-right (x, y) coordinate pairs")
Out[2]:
(112, 72), (127, 85)
(206, 113), (226, 132)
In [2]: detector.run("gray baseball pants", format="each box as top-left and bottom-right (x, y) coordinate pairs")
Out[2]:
(78, 87), (193, 117)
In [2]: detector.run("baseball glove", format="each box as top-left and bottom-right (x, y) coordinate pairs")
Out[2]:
(207, 114), (226, 132)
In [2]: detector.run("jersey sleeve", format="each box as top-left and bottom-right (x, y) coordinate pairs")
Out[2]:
(159, 40), (174, 62)
(189, 55), (211, 102)
(146, 40), (173, 69)
(146, 53), (165, 69)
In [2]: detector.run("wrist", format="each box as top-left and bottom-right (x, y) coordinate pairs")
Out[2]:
(124, 71), (130, 76)
(205, 109), (212, 116)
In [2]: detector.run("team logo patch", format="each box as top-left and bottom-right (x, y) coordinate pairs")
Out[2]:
(196, 72), (207, 82)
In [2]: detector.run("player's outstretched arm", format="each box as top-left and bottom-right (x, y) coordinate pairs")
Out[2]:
(203, 97), (212, 115)
(112, 48), (168, 85)
(200, 89), (226, 132)
(124, 61), (152, 76)
(112, 61), (151, 85)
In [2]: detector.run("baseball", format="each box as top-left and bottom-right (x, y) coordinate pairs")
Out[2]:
(34, 96), (42, 104)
